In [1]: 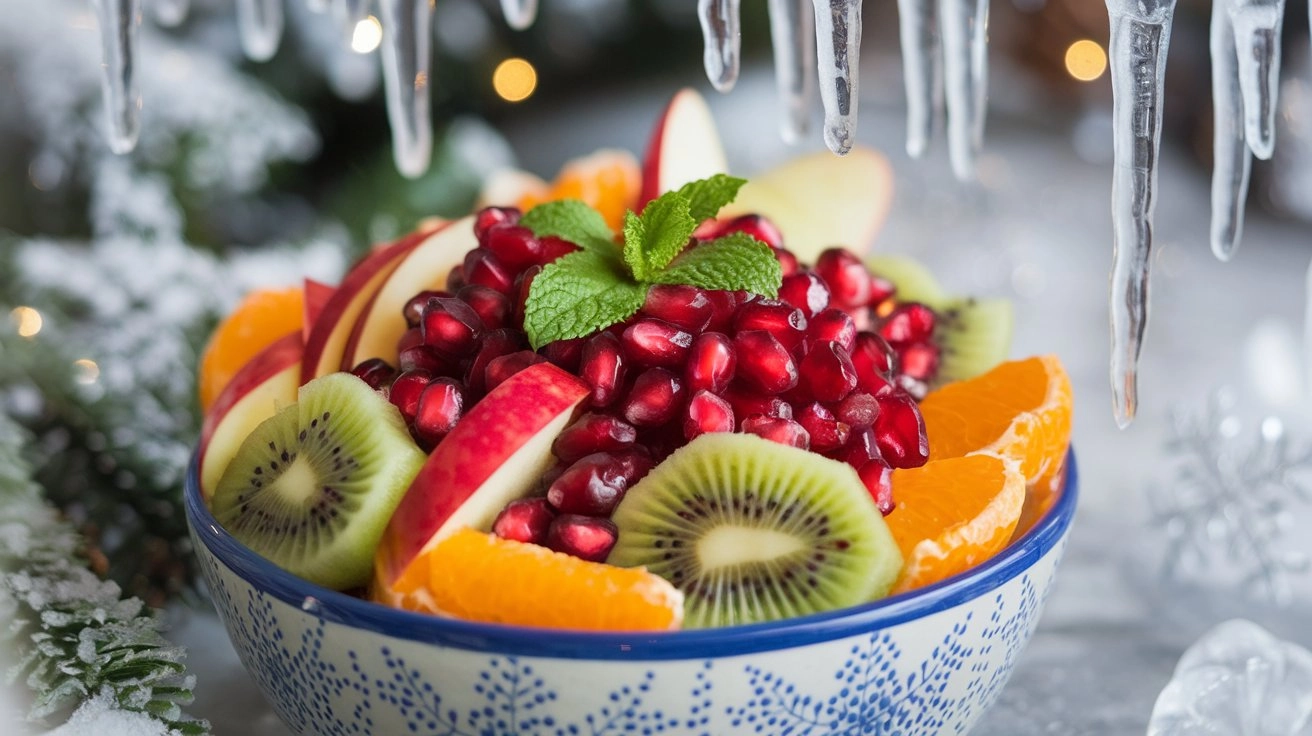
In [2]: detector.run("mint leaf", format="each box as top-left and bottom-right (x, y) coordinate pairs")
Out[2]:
(677, 174), (747, 223)
(653, 233), (782, 297)
(520, 199), (617, 254)
(624, 192), (697, 279)
(523, 250), (647, 348)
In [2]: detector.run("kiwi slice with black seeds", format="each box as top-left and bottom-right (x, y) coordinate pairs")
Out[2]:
(607, 433), (901, 628)
(211, 373), (426, 590)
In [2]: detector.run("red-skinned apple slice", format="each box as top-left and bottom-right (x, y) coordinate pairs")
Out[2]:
(198, 332), (302, 500)
(303, 278), (335, 343)
(340, 216), (477, 371)
(300, 225), (445, 383)
(639, 88), (728, 206)
(719, 146), (894, 263)
(373, 362), (589, 594)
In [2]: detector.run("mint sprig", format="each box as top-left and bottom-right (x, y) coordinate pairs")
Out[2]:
(519, 174), (778, 349)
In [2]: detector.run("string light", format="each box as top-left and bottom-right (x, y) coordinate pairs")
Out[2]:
(9, 306), (42, 338)
(350, 16), (383, 54)
(493, 58), (537, 103)
(1064, 40), (1107, 82)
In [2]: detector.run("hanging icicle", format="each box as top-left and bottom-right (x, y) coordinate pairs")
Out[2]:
(1105, 0), (1178, 428)
(378, 0), (434, 179)
(92, 0), (142, 155)
(500, 0), (539, 31)
(812, 0), (862, 155)
(699, 0), (742, 93)
(235, 0), (285, 62)
(767, 0), (816, 142)
(150, 0), (189, 27)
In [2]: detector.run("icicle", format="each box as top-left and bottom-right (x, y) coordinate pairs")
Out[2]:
(1228, 0), (1284, 160)
(699, 0), (742, 93)
(333, 0), (373, 38)
(150, 0), (189, 27)
(378, 0), (434, 178)
(1105, 0), (1178, 428)
(500, 0), (539, 31)
(92, 0), (142, 155)
(767, 0), (815, 142)
(938, 0), (989, 180)
(1210, 1), (1252, 260)
(306, 0), (329, 11)
(235, 0), (285, 62)
(897, 0), (939, 158)
(812, 0), (862, 155)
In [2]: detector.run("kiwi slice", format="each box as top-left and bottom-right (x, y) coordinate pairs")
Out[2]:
(211, 373), (426, 590)
(867, 253), (1014, 386)
(607, 433), (901, 629)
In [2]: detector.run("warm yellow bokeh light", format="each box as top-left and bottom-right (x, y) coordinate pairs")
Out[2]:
(1065, 39), (1107, 82)
(493, 58), (537, 103)
(10, 306), (42, 338)
(351, 16), (383, 54)
(73, 358), (100, 385)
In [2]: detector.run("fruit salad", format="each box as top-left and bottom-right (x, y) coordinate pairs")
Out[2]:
(197, 90), (1072, 633)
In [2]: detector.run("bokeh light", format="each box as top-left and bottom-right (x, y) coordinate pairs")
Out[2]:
(10, 306), (42, 338)
(493, 58), (537, 103)
(73, 358), (100, 385)
(351, 16), (383, 54)
(1064, 40), (1107, 82)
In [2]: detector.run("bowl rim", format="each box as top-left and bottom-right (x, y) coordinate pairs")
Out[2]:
(187, 449), (1078, 660)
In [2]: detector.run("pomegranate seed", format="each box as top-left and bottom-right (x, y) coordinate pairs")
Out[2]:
(851, 333), (898, 393)
(879, 303), (937, 346)
(463, 249), (515, 294)
(399, 344), (454, 375)
(484, 350), (545, 392)
(484, 224), (542, 271)
(898, 341), (940, 382)
(621, 318), (694, 369)
(444, 264), (466, 291)
(704, 290), (739, 333)
(492, 497), (553, 545)
(388, 370), (431, 423)
(835, 391), (880, 429)
(815, 248), (875, 309)
(873, 390), (930, 469)
(546, 452), (652, 517)
(858, 462), (895, 515)
(722, 384), (793, 420)
(808, 309), (857, 353)
(773, 247), (799, 277)
(473, 206), (520, 240)
(537, 235), (581, 264)
(545, 515), (619, 562)
(403, 289), (451, 328)
(422, 296), (485, 357)
(456, 285), (510, 331)
(552, 413), (638, 464)
(869, 274), (897, 306)
(717, 214), (784, 249)
(579, 332), (627, 408)
(734, 299), (808, 353)
(731, 331), (799, 394)
(683, 390), (735, 440)
(796, 402), (850, 452)
(685, 332), (736, 394)
(512, 265), (541, 324)
(397, 326), (424, 353)
(621, 367), (686, 426)
(539, 337), (586, 373)
(350, 358), (397, 393)
(642, 284), (713, 332)
(799, 343), (859, 403)
(830, 426), (881, 468)
(778, 272), (830, 318)
(742, 415), (810, 450)
(413, 378), (465, 446)
(465, 329), (528, 395)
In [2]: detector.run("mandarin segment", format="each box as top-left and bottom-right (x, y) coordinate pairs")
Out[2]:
(199, 287), (305, 413)
(885, 454), (1026, 593)
(376, 528), (683, 631)
(918, 355), (1073, 489)
(517, 149), (641, 231)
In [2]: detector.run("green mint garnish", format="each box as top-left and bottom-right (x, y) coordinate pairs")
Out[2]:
(519, 173), (779, 349)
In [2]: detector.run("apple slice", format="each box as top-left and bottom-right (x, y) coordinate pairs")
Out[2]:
(478, 168), (549, 209)
(198, 332), (302, 500)
(639, 88), (728, 206)
(373, 362), (589, 593)
(300, 226), (441, 383)
(719, 146), (894, 264)
(303, 278), (335, 343)
(340, 216), (478, 371)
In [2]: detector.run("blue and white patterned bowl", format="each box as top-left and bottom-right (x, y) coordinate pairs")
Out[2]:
(186, 451), (1077, 736)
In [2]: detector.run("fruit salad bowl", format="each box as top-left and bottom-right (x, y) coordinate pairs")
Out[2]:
(186, 449), (1076, 736)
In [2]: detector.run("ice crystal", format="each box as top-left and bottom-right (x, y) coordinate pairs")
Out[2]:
(1150, 392), (1312, 605)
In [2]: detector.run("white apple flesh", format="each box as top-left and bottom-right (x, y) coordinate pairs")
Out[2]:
(639, 88), (728, 206)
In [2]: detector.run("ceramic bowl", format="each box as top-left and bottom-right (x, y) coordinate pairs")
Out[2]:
(186, 452), (1077, 736)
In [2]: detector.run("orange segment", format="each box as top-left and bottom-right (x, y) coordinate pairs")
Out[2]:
(375, 528), (683, 631)
(517, 149), (641, 231)
(918, 355), (1073, 492)
(885, 454), (1026, 593)
(198, 287), (304, 413)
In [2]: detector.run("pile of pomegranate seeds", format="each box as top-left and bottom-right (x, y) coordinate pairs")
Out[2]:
(355, 208), (942, 561)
